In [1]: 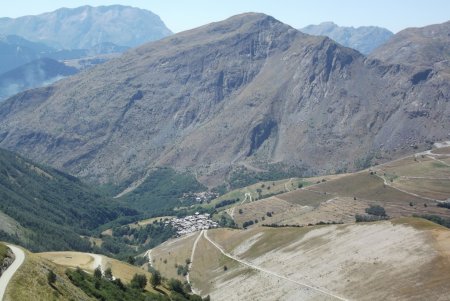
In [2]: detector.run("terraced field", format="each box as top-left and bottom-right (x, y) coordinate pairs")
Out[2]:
(227, 145), (450, 226)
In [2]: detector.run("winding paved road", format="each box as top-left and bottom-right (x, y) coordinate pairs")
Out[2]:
(0, 245), (25, 301)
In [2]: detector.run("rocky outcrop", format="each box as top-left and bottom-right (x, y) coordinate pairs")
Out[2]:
(0, 248), (14, 277)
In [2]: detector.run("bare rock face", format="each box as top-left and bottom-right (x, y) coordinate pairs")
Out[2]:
(0, 13), (448, 186)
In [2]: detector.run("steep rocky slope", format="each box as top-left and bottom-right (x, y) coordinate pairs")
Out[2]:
(0, 13), (448, 187)
(300, 22), (393, 54)
(0, 5), (172, 49)
(370, 20), (450, 68)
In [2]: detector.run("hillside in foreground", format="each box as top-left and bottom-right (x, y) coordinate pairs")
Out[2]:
(1, 244), (202, 301)
(150, 218), (450, 301)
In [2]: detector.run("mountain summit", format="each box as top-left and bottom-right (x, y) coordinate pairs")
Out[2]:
(0, 5), (172, 49)
(0, 13), (448, 187)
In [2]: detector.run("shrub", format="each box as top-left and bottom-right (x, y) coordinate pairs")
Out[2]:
(47, 270), (57, 285)
(130, 274), (147, 290)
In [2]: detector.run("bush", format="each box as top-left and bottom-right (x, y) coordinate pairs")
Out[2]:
(168, 278), (184, 294)
(242, 220), (254, 228)
(47, 270), (57, 285)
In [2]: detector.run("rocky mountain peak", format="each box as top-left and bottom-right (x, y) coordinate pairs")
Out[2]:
(0, 15), (448, 187)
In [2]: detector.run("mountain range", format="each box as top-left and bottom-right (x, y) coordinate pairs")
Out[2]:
(300, 22), (393, 54)
(0, 5), (172, 49)
(0, 13), (448, 190)
(0, 5), (173, 101)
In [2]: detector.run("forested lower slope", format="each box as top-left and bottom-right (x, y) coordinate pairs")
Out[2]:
(0, 148), (138, 251)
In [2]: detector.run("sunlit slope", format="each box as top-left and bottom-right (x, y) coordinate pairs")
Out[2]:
(229, 145), (450, 226)
(151, 219), (450, 301)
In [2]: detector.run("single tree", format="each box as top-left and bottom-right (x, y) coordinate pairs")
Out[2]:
(150, 270), (161, 288)
(94, 266), (102, 279)
(104, 267), (113, 280)
(131, 273), (147, 290)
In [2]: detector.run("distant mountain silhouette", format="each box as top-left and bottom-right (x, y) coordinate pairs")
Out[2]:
(300, 22), (393, 54)
(0, 5), (172, 49)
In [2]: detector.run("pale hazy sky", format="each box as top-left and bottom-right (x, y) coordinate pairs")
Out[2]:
(1, 0), (450, 33)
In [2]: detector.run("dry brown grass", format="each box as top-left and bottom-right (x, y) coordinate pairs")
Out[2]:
(38, 251), (160, 293)
(380, 156), (450, 178)
(6, 251), (94, 301)
(189, 232), (247, 296)
(231, 197), (307, 227)
(280, 197), (369, 225)
(277, 188), (330, 206)
(150, 232), (198, 281)
(38, 252), (95, 271)
(150, 219), (450, 300)
(431, 146), (450, 155)
(393, 178), (450, 200)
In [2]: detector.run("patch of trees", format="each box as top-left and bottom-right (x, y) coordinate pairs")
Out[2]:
(66, 267), (205, 301)
(102, 221), (177, 259)
(365, 205), (387, 217)
(355, 205), (389, 222)
(242, 220), (254, 228)
(415, 214), (450, 228)
(262, 221), (343, 228)
(214, 198), (239, 209)
(228, 164), (310, 190)
(0, 148), (140, 252)
(117, 168), (206, 212)
(175, 259), (190, 276)
(437, 202), (450, 209)
(217, 214), (236, 228)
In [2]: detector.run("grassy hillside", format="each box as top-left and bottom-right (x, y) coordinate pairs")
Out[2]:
(151, 218), (450, 301)
(223, 145), (450, 227)
(4, 249), (95, 301)
(38, 251), (203, 301)
(0, 148), (139, 252)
